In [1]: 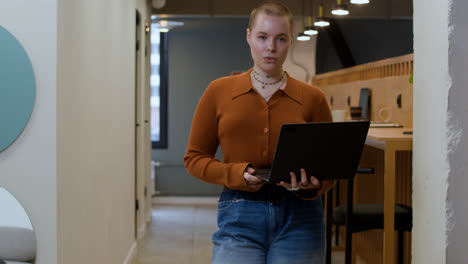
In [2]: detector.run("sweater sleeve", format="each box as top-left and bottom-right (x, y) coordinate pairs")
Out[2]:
(183, 83), (252, 192)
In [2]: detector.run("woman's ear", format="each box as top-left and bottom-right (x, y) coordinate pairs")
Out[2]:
(246, 28), (251, 46)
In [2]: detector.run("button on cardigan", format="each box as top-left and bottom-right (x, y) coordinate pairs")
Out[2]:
(184, 69), (334, 199)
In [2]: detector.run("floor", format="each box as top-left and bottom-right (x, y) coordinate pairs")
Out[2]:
(133, 203), (348, 264)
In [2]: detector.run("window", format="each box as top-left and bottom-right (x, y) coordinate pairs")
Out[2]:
(150, 25), (168, 148)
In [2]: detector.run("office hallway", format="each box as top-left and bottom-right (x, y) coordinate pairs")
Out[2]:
(133, 203), (348, 264)
(133, 204), (216, 264)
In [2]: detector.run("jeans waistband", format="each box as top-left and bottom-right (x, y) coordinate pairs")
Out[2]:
(223, 183), (291, 203)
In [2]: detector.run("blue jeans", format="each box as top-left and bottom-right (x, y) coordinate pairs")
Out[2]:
(212, 186), (325, 264)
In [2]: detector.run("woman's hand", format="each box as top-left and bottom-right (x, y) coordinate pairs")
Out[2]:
(243, 166), (266, 191)
(277, 168), (321, 191)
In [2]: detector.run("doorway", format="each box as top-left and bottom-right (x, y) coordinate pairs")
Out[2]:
(134, 9), (142, 239)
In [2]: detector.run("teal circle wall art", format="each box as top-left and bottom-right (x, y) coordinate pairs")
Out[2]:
(0, 26), (36, 153)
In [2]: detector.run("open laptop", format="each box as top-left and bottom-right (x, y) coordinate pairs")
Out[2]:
(254, 121), (370, 184)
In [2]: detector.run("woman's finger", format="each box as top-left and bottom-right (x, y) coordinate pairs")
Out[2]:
(277, 181), (291, 188)
(246, 166), (256, 175)
(300, 168), (308, 186)
(278, 180), (299, 191)
(245, 174), (263, 185)
(244, 174), (266, 191)
(279, 172), (299, 191)
(290, 172), (297, 187)
(309, 175), (321, 188)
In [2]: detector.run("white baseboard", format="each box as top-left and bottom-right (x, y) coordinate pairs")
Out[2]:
(152, 196), (218, 205)
(123, 241), (137, 264)
(137, 222), (147, 239)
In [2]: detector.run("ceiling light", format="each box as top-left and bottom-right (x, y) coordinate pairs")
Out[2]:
(297, 0), (313, 40)
(304, 26), (318, 35)
(351, 0), (369, 4)
(152, 19), (184, 32)
(159, 20), (168, 27)
(152, 0), (166, 9)
(297, 32), (311, 41)
(332, 4), (349, 16)
(314, 17), (330, 27)
(304, 16), (318, 35)
(314, 3), (330, 27)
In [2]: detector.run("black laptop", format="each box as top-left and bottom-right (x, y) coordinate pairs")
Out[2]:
(254, 121), (370, 184)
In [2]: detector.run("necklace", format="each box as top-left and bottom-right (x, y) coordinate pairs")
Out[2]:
(251, 68), (285, 89)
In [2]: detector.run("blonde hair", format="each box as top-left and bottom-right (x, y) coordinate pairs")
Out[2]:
(248, 1), (294, 36)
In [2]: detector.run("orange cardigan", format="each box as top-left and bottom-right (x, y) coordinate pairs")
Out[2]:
(184, 69), (334, 199)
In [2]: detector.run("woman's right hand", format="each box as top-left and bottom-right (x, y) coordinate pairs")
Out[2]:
(243, 166), (266, 191)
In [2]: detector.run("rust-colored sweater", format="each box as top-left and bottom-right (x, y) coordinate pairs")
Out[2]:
(184, 69), (334, 199)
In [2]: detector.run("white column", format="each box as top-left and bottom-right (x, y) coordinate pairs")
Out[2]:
(445, 0), (468, 263)
(412, 0), (468, 263)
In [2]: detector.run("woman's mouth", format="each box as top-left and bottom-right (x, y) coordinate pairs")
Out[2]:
(264, 57), (277, 63)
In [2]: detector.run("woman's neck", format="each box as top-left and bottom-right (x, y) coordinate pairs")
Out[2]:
(252, 66), (284, 81)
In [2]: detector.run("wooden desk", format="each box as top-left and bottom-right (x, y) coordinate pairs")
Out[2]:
(366, 128), (412, 264)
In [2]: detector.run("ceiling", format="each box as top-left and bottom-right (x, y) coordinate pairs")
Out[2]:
(152, 0), (413, 19)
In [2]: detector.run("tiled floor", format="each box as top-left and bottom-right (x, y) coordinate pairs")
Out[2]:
(133, 203), (347, 264)
(133, 204), (216, 264)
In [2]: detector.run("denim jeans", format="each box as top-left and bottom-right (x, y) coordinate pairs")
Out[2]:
(212, 186), (325, 264)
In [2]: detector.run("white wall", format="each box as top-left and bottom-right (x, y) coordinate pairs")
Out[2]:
(57, 0), (141, 263)
(0, 1), (58, 263)
(446, 0), (468, 263)
(413, 0), (450, 263)
(2, 0), (156, 263)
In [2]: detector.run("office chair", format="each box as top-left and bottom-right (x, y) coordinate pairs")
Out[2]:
(325, 168), (412, 264)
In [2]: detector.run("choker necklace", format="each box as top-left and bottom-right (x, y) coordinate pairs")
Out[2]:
(251, 68), (285, 89)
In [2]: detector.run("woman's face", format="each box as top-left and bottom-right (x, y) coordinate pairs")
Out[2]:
(247, 13), (292, 75)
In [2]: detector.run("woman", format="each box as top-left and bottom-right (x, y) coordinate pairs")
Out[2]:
(184, 1), (334, 263)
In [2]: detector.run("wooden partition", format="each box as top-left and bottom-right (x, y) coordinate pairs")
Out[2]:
(314, 54), (413, 264)
(313, 54), (413, 128)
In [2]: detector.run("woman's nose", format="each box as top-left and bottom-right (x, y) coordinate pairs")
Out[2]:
(266, 39), (276, 52)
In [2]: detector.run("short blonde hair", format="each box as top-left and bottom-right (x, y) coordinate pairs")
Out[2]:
(248, 1), (294, 36)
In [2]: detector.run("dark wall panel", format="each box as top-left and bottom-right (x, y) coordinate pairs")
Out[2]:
(152, 17), (252, 196)
(316, 19), (413, 74)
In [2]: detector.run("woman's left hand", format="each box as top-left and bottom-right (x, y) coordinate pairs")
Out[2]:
(277, 168), (321, 191)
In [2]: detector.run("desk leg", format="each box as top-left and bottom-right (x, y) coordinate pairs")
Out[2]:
(383, 144), (396, 264)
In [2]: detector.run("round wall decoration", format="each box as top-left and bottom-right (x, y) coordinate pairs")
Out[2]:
(0, 26), (36, 153)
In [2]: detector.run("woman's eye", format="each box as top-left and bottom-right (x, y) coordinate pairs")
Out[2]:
(258, 36), (266, 40)
(279, 37), (287, 42)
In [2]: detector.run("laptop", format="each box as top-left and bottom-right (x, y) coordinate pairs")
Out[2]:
(254, 121), (370, 184)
